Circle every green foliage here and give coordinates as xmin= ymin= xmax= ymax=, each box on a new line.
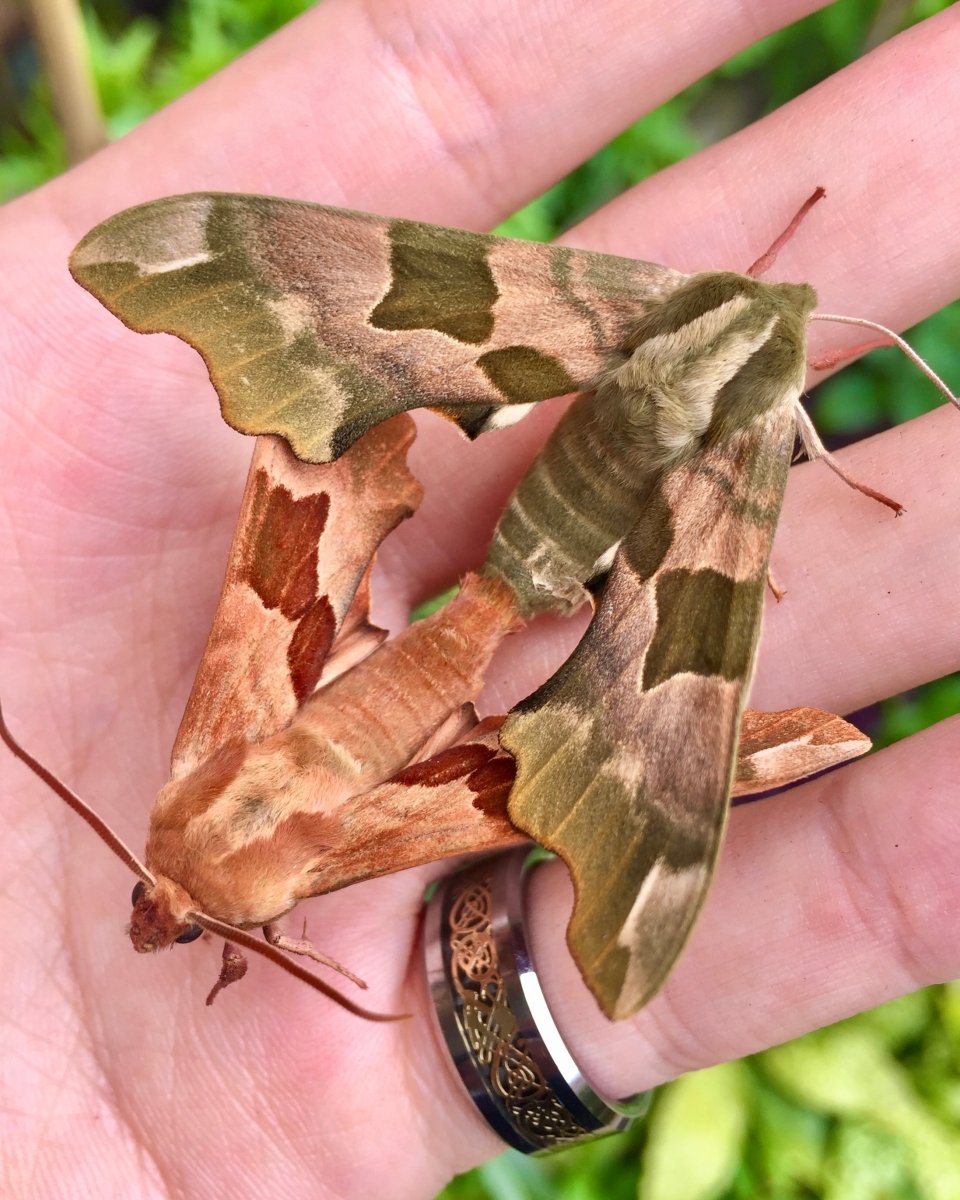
xmin=0 ymin=0 xmax=313 ymax=200
xmin=762 ymin=1015 xmax=960 ymax=1200
xmin=878 ymin=675 xmax=960 ymax=749
xmin=84 ymin=12 xmax=159 ymax=135
xmin=4 ymin=1 xmax=958 ymax=1197
xmin=410 ymin=585 xmax=460 ymax=622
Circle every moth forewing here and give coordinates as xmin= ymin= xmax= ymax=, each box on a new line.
xmin=171 ymin=419 xmax=422 ymax=778
xmin=122 ymin=415 xmax=429 ymax=1002
xmin=130 ymin=411 xmax=516 ymax=1006
xmin=69 ymin=193 xmax=684 ymax=463
xmin=306 ymin=717 xmax=525 ymax=894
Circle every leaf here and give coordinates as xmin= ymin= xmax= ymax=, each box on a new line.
xmin=823 ymin=1120 xmax=918 ymax=1200
xmin=640 ymin=1062 xmax=751 ymax=1200
xmin=763 ymin=1025 xmax=960 ymax=1200
xmin=750 ymin=1072 xmax=827 ymax=1196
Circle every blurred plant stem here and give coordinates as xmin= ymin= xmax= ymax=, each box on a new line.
xmin=26 ymin=0 xmax=104 ymax=162
xmin=865 ymin=0 xmax=917 ymax=50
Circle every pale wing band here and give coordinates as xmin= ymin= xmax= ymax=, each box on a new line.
xmin=424 ymin=848 xmax=651 ymax=1153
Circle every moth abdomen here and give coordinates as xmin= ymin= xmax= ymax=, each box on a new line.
xmin=484 ymin=389 xmax=659 ymax=616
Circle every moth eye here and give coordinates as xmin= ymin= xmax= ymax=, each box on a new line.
xmin=175 ymin=924 xmax=203 ymax=945
xmin=131 ymin=881 xmax=146 ymax=905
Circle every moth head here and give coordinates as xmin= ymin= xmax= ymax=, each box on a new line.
xmin=129 ymin=877 xmax=203 ymax=953
xmin=0 ymin=702 xmax=403 ymax=1019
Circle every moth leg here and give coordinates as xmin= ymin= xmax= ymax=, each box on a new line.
xmin=766 ymin=569 xmax=786 ymax=602
xmin=794 ymin=402 xmax=904 ymax=515
xmin=747 ymin=187 xmax=826 ymax=277
xmin=262 ymin=923 xmax=367 ymax=989
xmin=205 ymin=941 xmax=248 ymax=1006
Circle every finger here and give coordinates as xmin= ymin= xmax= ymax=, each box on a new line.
xmin=515 ymin=714 xmax=960 ymax=1111
xmin=754 ymin=409 xmax=959 ymax=715
xmin=40 ymin=0 xmax=836 ymax=232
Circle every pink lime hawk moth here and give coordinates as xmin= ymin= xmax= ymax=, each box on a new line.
xmin=3 ymin=190 xmax=892 ymax=1023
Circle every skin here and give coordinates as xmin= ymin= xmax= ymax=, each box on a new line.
xmin=1 ymin=0 xmax=959 ymax=1195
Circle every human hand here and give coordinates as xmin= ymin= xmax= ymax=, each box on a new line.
xmin=1 ymin=2 xmax=959 ymax=1197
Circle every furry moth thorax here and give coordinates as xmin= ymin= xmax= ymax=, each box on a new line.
xmin=596 ymin=272 xmax=816 ymax=470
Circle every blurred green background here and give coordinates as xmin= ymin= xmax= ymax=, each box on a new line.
xmin=4 ymin=1 xmax=957 ymax=1195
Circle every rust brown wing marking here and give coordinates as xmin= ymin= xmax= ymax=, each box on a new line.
xmin=305 ymin=718 xmax=524 ymax=894
xmin=731 ymin=707 xmax=871 ymax=797
xmin=501 ymin=406 xmax=796 ymax=1021
xmin=69 ymin=193 xmax=684 ymax=463
xmin=170 ymin=417 xmax=421 ymax=778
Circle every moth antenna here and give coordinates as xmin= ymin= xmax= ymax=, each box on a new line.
xmin=190 ymin=911 xmax=407 ymax=1022
xmin=747 ymin=187 xmax=826 ymax=278
xmin=0 ymin=696 xmax=155 ymax=886
xmin=794 ymin=403 xmax=904 ymax=515
xmin=810 ymin=313 xmax=960 ymax=411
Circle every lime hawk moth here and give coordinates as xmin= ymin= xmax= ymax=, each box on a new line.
xmin=10 ymin=188 xmax=924 ymax=1022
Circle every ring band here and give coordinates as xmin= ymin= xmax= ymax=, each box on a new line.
xmin=424 ymin=848 xmax=651 ymax=1153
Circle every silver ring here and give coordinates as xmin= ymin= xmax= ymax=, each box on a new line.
xmin=424 ymin=848 xmax=651 ymax=1153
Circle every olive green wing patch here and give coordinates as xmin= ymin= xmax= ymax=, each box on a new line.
xmin=501 ymin=405 xmax=796 ymax=1020
xmin=70 ymin=193 xmax=682 ymax=463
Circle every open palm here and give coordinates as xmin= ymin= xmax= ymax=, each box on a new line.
xmin=2 ymin=3 xmax=959 ymax=1198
